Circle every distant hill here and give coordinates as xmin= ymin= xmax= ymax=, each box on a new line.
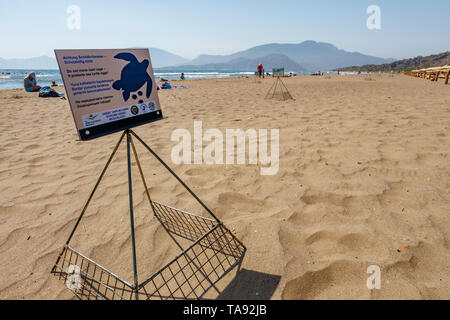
xmin=161 ymin=53 xmax=307 ymax=72
xmin=335 ymin=51 xmax=450 ymax=72
xmin=0 ymin=56 xmax=58 ymax=69
xmin=147 ymin=48 xmax=188 ymax=67
xmin=0 ymin=41 xmax=396 ymax=71
xmin=180 ymin=40 xmax=395 ymax=71
xmin=0 ymin=47 xmax=189 ymax=69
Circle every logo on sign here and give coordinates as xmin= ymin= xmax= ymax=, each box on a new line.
xmin=112 ymin=52 xmax=153 ymax=102
xmin=130 ymin=105 xmax=139 ymax=115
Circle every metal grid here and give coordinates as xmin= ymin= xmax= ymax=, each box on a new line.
xmin=50 ymin=129 xmax=246 ymax=300
xmin=51 ymin=245 xmax=135 ymax=300
xmin=265 ymin=76 xmax=294 ymax=101
xmin=139 ymin=219 xmax=245 ymax=300
xmin=51 ymin=202 xmax=246 ymax=300
xmin=152 ymin=201 xmax=216 ymax=243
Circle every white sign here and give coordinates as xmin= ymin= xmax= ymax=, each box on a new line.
xmin=55 ymin=49 xmax=163 ymax=140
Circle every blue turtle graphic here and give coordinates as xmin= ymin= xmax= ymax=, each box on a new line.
xmin=112 ymin=52 xmax=153 ymax=102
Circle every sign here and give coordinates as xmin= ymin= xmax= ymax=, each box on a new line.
xmin=272 ymin=68 xmax=285 ymax=77
xmin=55 ymin=49 xmax=163 ymax=140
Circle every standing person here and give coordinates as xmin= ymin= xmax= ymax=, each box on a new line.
xmin=257 ymin=64 xmax=263 ymax=78
xmin=24 ymin=73 xmax=41 ymax=92
xmin=180 ymin=73 xmax=185 ymax=80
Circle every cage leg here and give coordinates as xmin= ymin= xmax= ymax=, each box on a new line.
xmin=64 ymin=130 xmax=126 ymax=247
xmin=129 ymin=129 xmax=221 ymax=223
xmin=265 ymin=79 xmax=277 ymax=99
xmin=126 ymin=130 xmax=139 ymax=300
xmin=129 ymin=134 xmax=158 ymax=217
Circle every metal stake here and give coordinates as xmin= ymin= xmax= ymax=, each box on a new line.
xmin=130 ymin=129 xmax=222 ymax=223
xmin=126 ymin=129 xmax=139 ymax=300
xmin=65 ymin=130 xmax=126 ymax=245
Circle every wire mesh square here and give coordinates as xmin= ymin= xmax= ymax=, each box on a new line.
xmin=51 ymin=245 xmax=135 ymax=300
xmin=51 ymin=201 xmax=246 ymax=300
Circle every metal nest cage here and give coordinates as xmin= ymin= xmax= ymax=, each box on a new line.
xmin=265 ymin=76 xmax=294 ymax=101
xmin=51 ymin=129 xmax=246 ymax=300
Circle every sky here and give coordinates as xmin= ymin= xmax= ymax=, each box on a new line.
xmin=0 ymin=0 xmax=449 ymax=61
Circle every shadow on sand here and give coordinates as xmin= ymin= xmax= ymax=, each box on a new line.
xmin=217 ymin=269 xmax=281 ymax=300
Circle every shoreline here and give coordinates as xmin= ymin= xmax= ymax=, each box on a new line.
xmin=0 ymin=71 xmax=385 ymax=91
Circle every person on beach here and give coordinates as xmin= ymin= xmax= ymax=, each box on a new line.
xmin=24 ymin=73 xmax=41 ymax=92
xmin=180 ymin=73 xmax=185 ymax=80
xmin=257 ymin=64 xmax=263 ymax=78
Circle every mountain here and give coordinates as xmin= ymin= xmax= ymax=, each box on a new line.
xmin=0 ymin=48 xmax=188 ymax=69
xmin=161 ymin=54 xmax=307 ymax=72
xmin=334 ymin=51 xmax=450 ymax=72
xmin=182 ymin=41 xmax=395 ymax=71
xmin=0 ymin=41 xmax=395 ymax=71
xmin=147 ymin=48 xmax=188 ymax=67
xmin=0 ymin=56 xmax=58 ymax=69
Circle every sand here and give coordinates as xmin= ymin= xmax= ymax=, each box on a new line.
xmin=0 ymin=74 xmax=449 ymax=300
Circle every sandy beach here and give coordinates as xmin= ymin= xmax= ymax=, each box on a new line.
xmin=0 ymin=74 xmax=449 ymax=299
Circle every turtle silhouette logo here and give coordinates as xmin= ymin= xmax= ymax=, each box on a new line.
xmin=112 ymin=52 xmax=153 ymax=102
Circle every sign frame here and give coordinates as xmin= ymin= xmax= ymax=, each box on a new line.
xmin=272 ymin=68 xmax=285 ymax=77
xmin=55 ymin=48 xmax=164 ymax=141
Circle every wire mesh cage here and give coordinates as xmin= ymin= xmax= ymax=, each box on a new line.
xmin=51 ymin=202 xmax=245 ymax=300
xmin=265 ymin=76 xmax=294 ymax=101
xmin=50 ymin=130 xmax=246 ymax=300
xmin=51 ymin=245 xmax=135 ymax=300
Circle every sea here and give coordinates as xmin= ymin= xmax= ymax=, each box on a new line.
xmin=0 ymin=69 xmax=258 ymax=90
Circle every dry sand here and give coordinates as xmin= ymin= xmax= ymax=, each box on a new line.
xmin=0 ymin=74 xmax=449 ymax=299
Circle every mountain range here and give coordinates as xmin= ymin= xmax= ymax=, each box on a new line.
xmin=0 ymin=41 xmax=395 ymax=71
xmin=161 ymin=53 xmax=307 ymax=72
xmin=0 ymin=56 xmax=58 ymax=69
xmin=335 ymin=51 xmax=450 ymax=72
xmin=171 ymin=41 xmax=395 ymax=71
xmin=0 ymin=48 xmax=188 ymax=70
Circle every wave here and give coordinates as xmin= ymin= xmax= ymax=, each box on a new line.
xmin=154 ymin=71 xmax=255 ymax=81
xmin=36 ymin=74 xmax=58 ymax=78
xmin=1 ymin=69 xmax=256 ymax=90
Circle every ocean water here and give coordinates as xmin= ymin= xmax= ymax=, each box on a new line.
xmin=155 ymin=70 xmax=256 ymax=81
xmin=0 ymin=69 xmax=256 ymax=90
xmin=0 ymin=69 xmax=62 ymax=90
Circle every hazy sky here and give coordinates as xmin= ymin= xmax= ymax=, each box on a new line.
xmin=1 ymin=0 xmax=449 ymax=60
